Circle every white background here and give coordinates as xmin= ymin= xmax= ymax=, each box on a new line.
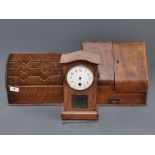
xmin=0 ymin=0 xmax=154 ymax=19
xmin=0 ymin=0 xmax=155 ymax=155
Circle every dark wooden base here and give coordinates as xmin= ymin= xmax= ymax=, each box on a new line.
xmin=61 ymin=111 xmax=98 ymax=120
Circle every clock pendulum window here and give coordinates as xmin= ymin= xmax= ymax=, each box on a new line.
xmin=60 ymin=50 xmax=101 ymax=120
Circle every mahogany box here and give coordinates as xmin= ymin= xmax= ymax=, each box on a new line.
xmin=6 ymin=41 xmax=148 ymax=106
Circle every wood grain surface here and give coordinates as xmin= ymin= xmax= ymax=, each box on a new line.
xmin=8 ymin=53 xmax=61 ymax=62
xmin=7 ymin=86 xmax=63 ymax=104
xmin=61 ymin=111 xmax=98 ymax=120
xmin=61 ymin=60 xmax=98 ymax=120
xmin=6 ymin=53 xmax=63 ymax=104
xmin=81 ymin=41 xmax=114 ymax=86
xmin=62 ymin=61 xmax=98 ymax=111
xmin=6 ymin=42 xmax=148 ymax=106
xmin=97 ymin=91 xmax=146 ymax=106
xmin=60 ymin=50 xmax=101 ymax=64
xmin=113 ymin=42 xmax=148 ymax=92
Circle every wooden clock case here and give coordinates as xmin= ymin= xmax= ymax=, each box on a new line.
xmin=6 ymin=41 xmax=148 ymax=107
xmin=60 ymin=51 xmax=100 ymax=120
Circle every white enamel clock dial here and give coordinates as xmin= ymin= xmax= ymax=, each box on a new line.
xmin=66 ymin=65 xmax=94 ymax=90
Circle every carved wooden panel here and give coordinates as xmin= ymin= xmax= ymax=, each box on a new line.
xmin=6 ymin=53 xmax=63 ymax=104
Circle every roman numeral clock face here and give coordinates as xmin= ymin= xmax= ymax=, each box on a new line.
xmin=66 ymin=65 xmax=94 ymax=90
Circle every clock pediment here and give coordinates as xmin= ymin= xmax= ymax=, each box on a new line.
xmin=60 ymin=50 xmax=101 ymax=65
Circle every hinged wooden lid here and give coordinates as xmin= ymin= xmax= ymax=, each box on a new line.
xmin=113 ymin=42 xmax=148 ymax=92
xmin=60 ymin=50 xmax=101 ymax=64
xmin=81 ymin=41 xmax=148 ymax=92
xmin=81 ymin=41 xmax=114 ymax=86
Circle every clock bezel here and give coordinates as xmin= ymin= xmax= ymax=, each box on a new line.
xmin=65 ymin=64 xmax=94 ymax=91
